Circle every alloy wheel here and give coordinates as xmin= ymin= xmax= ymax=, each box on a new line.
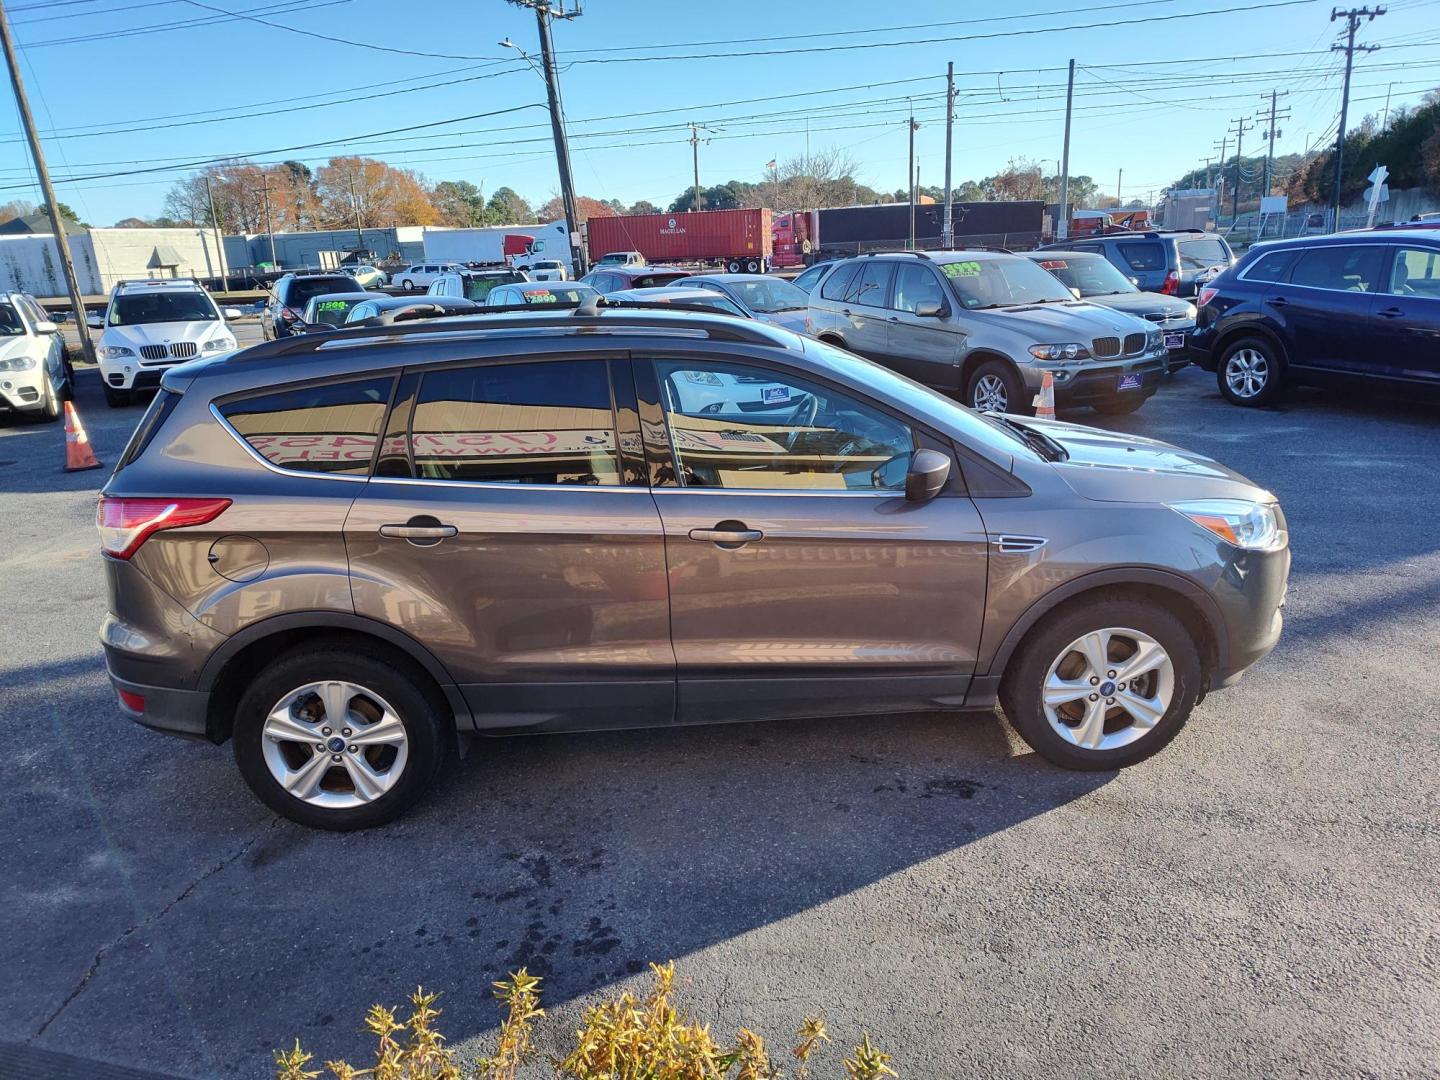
xmin=1041 ymin=627 xmax=1175 ymax=752
xmin=1224 ymin=348 xmax=1269 ymax=399
xmin=973 ymin=373 xmax=1009 ymax=412
xmin=261 ymin=681 xmax=409 ymax=809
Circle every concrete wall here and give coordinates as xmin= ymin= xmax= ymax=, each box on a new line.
xmin=89 ymin=227 xmax=226 ymax=291
xmin=0 ymin=234 xmax=101 ymax=297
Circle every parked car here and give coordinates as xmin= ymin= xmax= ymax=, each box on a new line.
xmin=790 ymin=261 xmax=837 ymax=294
xmin=0 ymin=291 xmax=71 ymax=421
xmin=1024 ymin=250 xmax=1196 ymax=372
xmin=685 ymin=273 xmax=811 ymax=333
xmin=426 ymin=269 xmax=527 ymax=303
xmin=1041 ymin=230 xmax=1234 ymax=298
xmin=807 ymin=251 xmax=1168 ymax=415
xmin=299 ymin=291 xmax=373 ymax=331
xmin=520 ymin=259 xmax=568 ymax=282
xmin=97 ymin=306 xmax=1289 ymax=829
xmin=605 ymin=286 xmax=749 ymax=317
xmin=341 ymin=265 xmax=387 ymax=289
xmin=579 ymin=266 xmax=693 ymax=293
xmin=595 ymin=250 xmax=646 ymax=267
xmin=392 ymin=263 xmax=463 ymax=290
xmin=1188 ymin=231 xmax=1440 ymax=406
xmin=96 ymin=279 xmax=241 ymax=406
xmin=262 ymin=272 xmax=355 ymax=341
xmin=485 ymin=283 xmax=600 ymax=306
xmin=342 ymin=294 xmax=482 ymax=325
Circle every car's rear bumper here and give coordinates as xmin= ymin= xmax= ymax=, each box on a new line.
xmin=108 ymin=668 xmax=218 ymax=742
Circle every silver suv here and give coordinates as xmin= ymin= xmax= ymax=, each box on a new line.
xmin=806 ymin=251 xmax=1169 ymax=415
xmin=99 ymin=307 xmax=1288 ymax=830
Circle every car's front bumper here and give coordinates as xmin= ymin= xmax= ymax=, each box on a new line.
xmin=0 ymin=374 xmax=44 ymax=411
xmin=1207 ymin=535 xmax=1290 ymax=689
xmin=1028 ymin=351 xmax=1169 ymax=403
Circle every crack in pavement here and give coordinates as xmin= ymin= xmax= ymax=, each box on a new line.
xmin=30 ymin=818 xmax=279 ymax=1041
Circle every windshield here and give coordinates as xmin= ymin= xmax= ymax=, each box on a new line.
xmin=724 ymin=277 xmax=809 ymax=312
xmin=1033 ymin=255 xmax=1137 ymax=296
xmin=306 ymin=296 xmax=367 ymax=327
xmin=0 ymin=302 xmax=25 ymax=335
xmin=108 ymin=291 xmax=218 ymax=326
xmin=942 ymin=257 xmax=1074 ymax=309
xmin=462 ymin=272 xmax=525 ymax=301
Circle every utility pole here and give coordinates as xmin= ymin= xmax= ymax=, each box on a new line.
xmin=688 ymin=122 xmax=706 ymax=213
xmin=506 ymin=0 xmax=586 ymax=274
xmin=1213 ymin=135 xmax=1229 ymax=224
xmin=1116 ymin=167 xmax=1123 ymax=208
xmin=907 ymin=103 xmax=919 ymax=249
xmin=204 ymin=173 xmax=229 ymax=290
xmin=1257 ymin=90 xmax=1292 ymax=197
xmin=348 ymin=172 xmax=365 ymax=252
xmin=0 ymin=0 xmax=95 ymax=364
xmin=1330 ymin=6 xmax=1384 ymax=232
xmin=1056 ymin=59 xmax=1075 ymax=241
xmin=1227 ymin=116 xmax=1252 ymax=225
xmin=1201 ymin=156 xmax=1215 ymax=188
xmin=942 ymin=61 xmax=955 ymax=249
xmin=258 ymin=183 xmax=278 ymax=267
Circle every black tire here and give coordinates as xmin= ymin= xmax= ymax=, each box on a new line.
xmin=35 ymin=373 xmax=60 ymax=423
xmin=965 ymin=358 xmax=1027 ymax=415
xmin=745 ymin=258 xmax=761 ymax=273
xmin=400 ymin=278 xmax=415 ymax=290
xmin=102 ymin=382 xmax=129 ymax=408
xmin=999 ymin=594 xmax=1202 ymax=771
xmin=1091 ymin=393 xmax=1149 ymax=415
xmin=233 ymin=644 xmax=449 ymax=831
xmin=725 ymin=260 xmax=742 ymax=274
xmin=1216 ymin=335 xmax=1283 ymax=407
xmin=60 ymin=357 xmax=75 ymax=400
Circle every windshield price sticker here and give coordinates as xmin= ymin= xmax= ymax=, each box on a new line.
xmin=762 ymin=386 xmax=791 ymax=404
xmin=317 ymin=300 xmax=349 ymax=311
xmin=941 ymin=261 xmax=983 ymax=278
xmin=523 ymin=290 xmax=558 ymax=303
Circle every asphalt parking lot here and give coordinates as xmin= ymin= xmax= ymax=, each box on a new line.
xmin=2 ymin=342 xmax=1437 ymax=1079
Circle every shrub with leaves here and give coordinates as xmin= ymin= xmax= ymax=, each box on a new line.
xmin=276 ymin=961 xmax=893 ymax=1079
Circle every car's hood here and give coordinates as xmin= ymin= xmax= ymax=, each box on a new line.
xmin=0 ymin=333 xmax=36 ymax=361
xmin=759 ymin=309 xmax=808 ymax=333
xmin=100 ymin=321 xmax=226 ymax=347
xmin=978 ymin=301 xmax=1151 ymax=338
xmin=1018 ymin=416 xmax=1273 ymax=504
xmin=1082 ymin=292 xmax=1195 ymax=322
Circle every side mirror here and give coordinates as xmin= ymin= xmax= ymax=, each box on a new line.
xmin=34 ymin=319 xmax=58 ymax=334
xmin=1070 ymin=287 xmax=1083 ymax=300
xmin=222 ymin=306 xmax=243 ymax=320
xmin=905 ymin=448 xmax=951 ymax=503
xmin=87 ymin=313 xmax=104 ymax=329
xmin=914 ymin=299 xmax=946 ymax=318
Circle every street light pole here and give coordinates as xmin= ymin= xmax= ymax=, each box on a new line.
xmin=0 ymin=0 xmax=95 ymax=363
xmin=1056 ymin=59 xmax=1075 ymax=241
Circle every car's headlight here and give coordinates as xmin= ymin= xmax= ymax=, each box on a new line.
xmin=683 ymin=371 xmax=724 ymax=385
xmin=0 ymin=355 xmax=36 ymax=371
xmin=1146 ymin=329 xmax=1163 ymax=351
xmin=1170 ymin=499 xmax=1284 ymax=550
xmin=98 ymin=345 xmax=134 ymax=359
xmin=1028 ymin=343 xmax=1091 ymax=361
xmin=203 ymin=337 xmax=236 ymax=352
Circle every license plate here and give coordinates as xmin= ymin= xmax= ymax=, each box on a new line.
xmin=1164 ymin=331 xmax=1185 ymax=350
xmin=1117 ymin=372 xmax=1143 ymax=392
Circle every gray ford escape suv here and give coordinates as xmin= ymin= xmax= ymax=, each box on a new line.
xmin=99 ymin=307 xmax=1289 ymax=830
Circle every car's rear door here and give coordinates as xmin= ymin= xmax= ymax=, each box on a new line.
xmin=637 ymin=349 xmax=989 ymax=725
xmin=835 ymin=260 xmax=895 ymax=362
xmin=344 ymin=349 xmax=675 ymax=731
xmin=1281 ymin=244 xmax=1387 ymax=377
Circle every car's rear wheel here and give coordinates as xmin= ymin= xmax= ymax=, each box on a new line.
xmin=401 ymin=278 xmax=414 ymax=290
xmin=966 ymin=359 xmax=1026 ymax=414
xmin=999 ymin=595 xmax=1201 ymax=770
xmin=233 ymin=645 xmax=448 ymax=830
xmin=1217 ymin=336 xmax=1282 ymax=406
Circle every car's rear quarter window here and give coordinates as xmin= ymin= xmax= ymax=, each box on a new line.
xmin=1178 ymin=238 xmax=1231 ymax=268
xmin=1241 ymin=249 xmax=1298 ymax=283
xmin=115 ymin=389 xmax=182 ymax=471
xmin=217 ymin=376 xmax=394 ymax=475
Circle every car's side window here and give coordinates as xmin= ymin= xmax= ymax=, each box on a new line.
xmin=819 ymin=262 xmax=859 ymax=301
xmin=846 ymin=262 xmax=894 ymax=308
xmin=1241 ymin=249 xmax=1297 ymax=283
xmin=652 ymin=359 xmax=915 ymax=492
xmin=1385 ymin=247 xmax=1440 ymax=298
xmin=1288 ymin=246 xmax=1385 ymax=293
xmin=891 ymin=264 xmax=947 ymax=314
xmin=407 ymin=359 xmax=621 ymax=486
xmin=217 ymin=376 xmax=395 ymax=476
xmin=1118 ymin=243 xmax=1165 ymax=271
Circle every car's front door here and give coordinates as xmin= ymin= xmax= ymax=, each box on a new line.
xmin=1281 ymin=244 xmax=1387 ymax=376
xmin=345 ymin=351 xmax=675 ymax=730
xmin=1371 ymin=245 xmax=1440 ymax=384
xmin=885 ymin=262 xmax=963 ymax=389
xmin=639 ymin=352 xmax=989 ymax=724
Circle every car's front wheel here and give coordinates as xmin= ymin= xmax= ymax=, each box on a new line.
xmin=1217 ymin=336 xmax=1283 ymax=406
xmin=999 ymin=594 xmax=1201 ymax=770
xmin=966 ymin=359 xmax=1026 ymax=414
xmin=102 ymin=383 xmax=130 ymax=408
xmin=233 ymin=644 xmax=448 ymax=830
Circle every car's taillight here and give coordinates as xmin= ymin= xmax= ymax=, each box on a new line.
xmin=1160 ymin=270 xmax=1180 ymax=295
xmin=96 ymin=496 xmax=231 ymax=560
xmin=279 ymin=307 xmax=300 ymax=322
xmin=1198 ymin=286 xmax=1219 ymax=307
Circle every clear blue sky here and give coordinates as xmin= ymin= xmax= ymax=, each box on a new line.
xmin=0 ymin=0 xmax=1435 ymax=226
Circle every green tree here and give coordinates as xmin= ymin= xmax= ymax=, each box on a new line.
xmin=432 ymin=179 xmax=487 ymax=226
xmin=627 ymin=199 xmax=661 ymax=216
xmin=486 ymin=186 xmax=533 ymax=224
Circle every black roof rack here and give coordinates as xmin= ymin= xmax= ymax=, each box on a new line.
xmin=860 ymin=249 xmax=932 ymax=259
xmin=954 ymin=244 xmax=1015 ymax=254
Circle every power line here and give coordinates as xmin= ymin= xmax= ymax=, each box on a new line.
xmin=16 ymin=0 xmax=353 ymax=47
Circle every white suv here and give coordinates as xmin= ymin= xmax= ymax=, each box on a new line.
xmin=94 ymin=280 xmax=240 ymax=407
xmin=0 ymin=291 xmax=71 ymax=423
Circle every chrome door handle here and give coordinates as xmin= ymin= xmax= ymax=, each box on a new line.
xmin=689 ymin=524 xmax=763 ymax=548
xmin=379 ymin=524 xmax=457 ymax=539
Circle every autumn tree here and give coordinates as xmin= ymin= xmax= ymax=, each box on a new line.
xmin=536 ymin=193 xmax=617 ymax=224
xmin=315 ymin=156 xmax=438 ymax=228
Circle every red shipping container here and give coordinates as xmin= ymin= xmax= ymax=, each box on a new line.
xmin=585 ymin=208 xmax=773 ymax=268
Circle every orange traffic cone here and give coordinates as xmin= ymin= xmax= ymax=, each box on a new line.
xmin=63 ymin=400 xmax=103 ymax=472
xmin=1032 ymin=371 xmax=1057 ymax=420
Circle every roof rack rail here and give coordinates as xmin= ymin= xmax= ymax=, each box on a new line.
xmin=955 ymin=245 xmax=1014 ymax=254
xmin=860 ymin=249 xmax=932 ymax=260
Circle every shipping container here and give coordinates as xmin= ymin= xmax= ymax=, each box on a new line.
xmin=584 ymin=208 xmax=773 ymax=271
xmin=807 ymin=201 xmax=1046 ymax=257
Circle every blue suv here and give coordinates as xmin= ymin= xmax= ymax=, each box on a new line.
xmin=1188 ymin=231 xmax=1440 ymax=406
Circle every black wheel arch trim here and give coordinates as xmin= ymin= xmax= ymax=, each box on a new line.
xmin=983 ymin=566 xmax=1229 ymax=680
xmin=197 ymin=610 xmax=473 ymax=726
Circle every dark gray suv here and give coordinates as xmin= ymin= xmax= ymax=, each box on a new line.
xmin=99 ymin=308 xmax=1289 ymax=829
xmin=1041 ymin=231 xmax=1235 ymax=298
